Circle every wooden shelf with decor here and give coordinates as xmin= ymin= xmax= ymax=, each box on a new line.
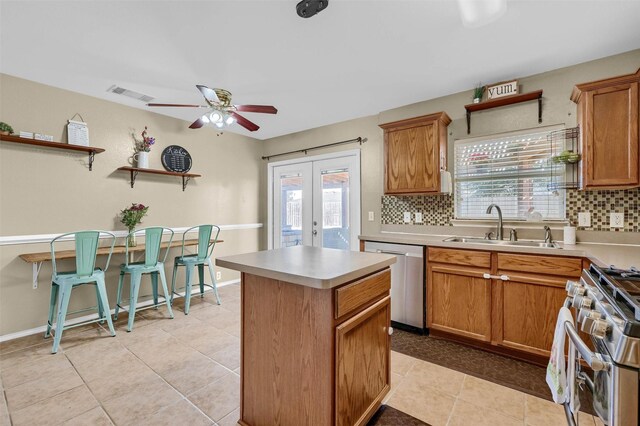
xmin=464 ymin=90 xmax=544 ymax=134
xmin=0 ymin=134 xmax=105 ymax=171
xmin=116 ymin=166 xmax=201 ymax=191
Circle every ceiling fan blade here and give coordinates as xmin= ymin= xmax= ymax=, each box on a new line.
xmin=235 ymin=105 xmax=278 ymax=114
xmin=196 ymin=84 xmax=220 ymax=105
xmin=231 ymin=112 xmax=260 ymax=132
xmin=189 ymin=118 xmax=205 ymax=129
xmin=147 ymin=103 xmax=206 ymax=108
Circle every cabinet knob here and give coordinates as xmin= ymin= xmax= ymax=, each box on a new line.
xmin=388 ymin=326 xmax=394 ymax=336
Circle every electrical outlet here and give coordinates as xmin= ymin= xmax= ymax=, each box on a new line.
xmin=415 ymin=212 xmax=423 ymax=223
xmin=216 ymin=271 xmax=222 ymax=281
xmin=403 ymin=212 xmax=411 ymax=223
xmin=368 ymin=211 xmax=375 ymax=221
xmin=578 ymin=212 xmax=591 ymax=227
xmin=610 ymin=212 xmax=624 ymax=228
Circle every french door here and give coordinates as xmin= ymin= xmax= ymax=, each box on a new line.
xmin=269 ymin=151 xmax=361 ymax=250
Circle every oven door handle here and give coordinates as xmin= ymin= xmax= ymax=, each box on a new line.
xmin=564 ymin=321 xmax=610 ymax=372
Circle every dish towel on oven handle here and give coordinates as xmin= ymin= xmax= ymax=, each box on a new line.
xmin=546 ymin=307 xmax=573 ymax=404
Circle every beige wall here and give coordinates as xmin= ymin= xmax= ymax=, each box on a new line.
xmin=262 ymin=49 xmax=640 ymax=239
xmin=0 ymin=74 xmax=263 ymax=335
xmin=1 ymin=49 xmax=639 ymax=336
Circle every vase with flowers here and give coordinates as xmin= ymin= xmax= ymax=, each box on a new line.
xmin=120 ymin=203 xmax=149 ymax=247
xmin=133 ymin=126 xmax=155 ymax=169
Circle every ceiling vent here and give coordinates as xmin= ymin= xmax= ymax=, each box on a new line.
xmin=107 ymin=85 xmax=155 ymax=103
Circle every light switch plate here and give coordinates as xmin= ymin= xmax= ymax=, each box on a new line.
xmin=216 ymin=271 xmax=222 ymax=280
xmin=610 ymin=212 xmax=624 ymax=228
xmin=578 ymin=212 xmax=591 ymax=227
xmin=415 ymin=212 xmax=423 ymax=223
xmin=368 ymin=211 xmax=374 ymax=221
xmin=403 ymin=212 xmax=411 ymax=223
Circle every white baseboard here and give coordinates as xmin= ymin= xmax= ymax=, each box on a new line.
xmin=0 ymin=278 xmax=240 ymax=343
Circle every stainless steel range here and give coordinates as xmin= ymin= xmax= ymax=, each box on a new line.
xmin=564 ymin=264 xmax=640 ymax=426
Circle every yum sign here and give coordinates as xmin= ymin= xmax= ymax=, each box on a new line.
xmin=487 ymin=80 xmax=518 ymax=100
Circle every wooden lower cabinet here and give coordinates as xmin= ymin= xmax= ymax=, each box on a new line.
xmin=336 ymin=297 xmax=391 ymax=426
xmin=427 ymin=248 xmax=582 ymax=359
xmin=492 ymin=273 xmax=569 ymax=357
xmin=427 ymin=265 xmax=492 ymax=342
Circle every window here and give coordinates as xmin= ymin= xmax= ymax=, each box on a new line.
xmin=454 ymin=128 xmax=565 ymax=220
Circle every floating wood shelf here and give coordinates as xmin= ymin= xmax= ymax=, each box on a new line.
xmin=464 ymin=90 xmax=543 ymax=134
xmin=0 ymin=134 xmax=105 ymax=171
xmin=117 ymin=166 xmax=201 ymax=191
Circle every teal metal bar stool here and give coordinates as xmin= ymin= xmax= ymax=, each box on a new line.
xmin=114 ymin=227 xmax=174 ymax=331
xmin=45 ymin=231 xmax=116 ymax=354
xmin=170 ymin=224 xmax=221 ymax=314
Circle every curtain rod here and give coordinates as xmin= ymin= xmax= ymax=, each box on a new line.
xmin=261 ymin=137 xmax=367 ymax=161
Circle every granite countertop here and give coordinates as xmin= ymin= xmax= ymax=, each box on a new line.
xmin=215 ymin=245 xmax=396 ymax=289
xmin=359 ymin=233 xmax=640 ymax=269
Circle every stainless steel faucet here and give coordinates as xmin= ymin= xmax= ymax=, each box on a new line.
xmin=486 ymin=204 xmax=503 ymax=240
xmin=544 ymin=225 xmax=553 ymax=243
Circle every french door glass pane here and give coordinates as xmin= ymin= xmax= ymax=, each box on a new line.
xmin=279 ymin=173 xmax=303 ymax=248
xmin=321 ymin=169 xmax=349 ymax=250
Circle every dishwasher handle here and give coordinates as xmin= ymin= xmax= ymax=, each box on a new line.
xmin=376 ymin=249 xmax=408 ymax=256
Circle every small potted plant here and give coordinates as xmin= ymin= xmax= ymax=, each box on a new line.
xmin=132 ymin=126 xmax=155 ymax=169
xmin=0 ymin=122 xmax=14 ymax=135
xmin=120 ymin=203 xmax=149 ymax=246
xmin=472 ymin=83 xmax=485 ymax=103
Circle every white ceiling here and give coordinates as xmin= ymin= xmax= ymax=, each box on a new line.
xmin=1 ymin=0 xmax=639 ymax=140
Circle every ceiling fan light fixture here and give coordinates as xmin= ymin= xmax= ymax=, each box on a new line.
xmin=214 ymin=121 xmax=225 ymax=129
xmin=225 ymin=115 xmax=235 ymax=125
xmin=457 ymin=0 xmax=507 ymax=28
xmin=201 ymin=114 xmax=210 ymax=124
xmin=209 ymin=111 xmax=223 ymax=123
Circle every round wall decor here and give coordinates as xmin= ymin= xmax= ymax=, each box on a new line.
xmin=161 ymin=145 xmax=192 ymax=173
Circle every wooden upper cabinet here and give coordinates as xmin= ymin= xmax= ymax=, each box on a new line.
xmin=571 ymin=69 xmax=640 ymax=189
xmin=380 ymin=112 xmax=451 ymax=194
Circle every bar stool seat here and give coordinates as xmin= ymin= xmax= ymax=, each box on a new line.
xmin=114 ymin=227 xmax=175 ymax=332
xmin=171 ymin=225 xmax=221 ymax=315
xmin=45 ymin=231 xmax=116 ymax=354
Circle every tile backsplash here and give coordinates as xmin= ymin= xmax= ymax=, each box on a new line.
xmin=381 ymin=188 xmax=639 ymax=232
xmin=567 ymin=188 xmax=639 ymax=232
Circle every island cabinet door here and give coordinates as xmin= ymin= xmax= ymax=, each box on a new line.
xmin=335 ymin=296 xmax=391 ymax=426
xmin=427 ymin=265 xmax=492 ymax=342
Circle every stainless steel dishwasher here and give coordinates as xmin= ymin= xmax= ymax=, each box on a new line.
xmin=364 ymin=241 xmax=424 ymax=331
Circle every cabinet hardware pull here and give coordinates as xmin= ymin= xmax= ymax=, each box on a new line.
xmin=483 ymin=273 xmax=510 ymax=281
xmin=388 ymin=326 xmax=394 ymax=336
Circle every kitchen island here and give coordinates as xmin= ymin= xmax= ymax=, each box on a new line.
xmin=216 ymin=246 xmax=396 ymax=426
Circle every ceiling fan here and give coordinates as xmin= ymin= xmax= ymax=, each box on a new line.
xmin=147 ymin=85 xmax=278 ymax=132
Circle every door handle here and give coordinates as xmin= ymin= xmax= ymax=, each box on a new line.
xmin=312 ymin=230 xmax=318 ymax=236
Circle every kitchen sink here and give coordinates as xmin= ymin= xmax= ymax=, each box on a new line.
xmin=443 ymin=236 xmax=560 ymax=249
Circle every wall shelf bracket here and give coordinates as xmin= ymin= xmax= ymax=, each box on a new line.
xmin=182 ymin=176 xmax=191 ymax=191
xmin=32 ymin=262 xmax=43 ymax=289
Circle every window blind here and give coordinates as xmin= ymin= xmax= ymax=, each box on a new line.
xmin=454 ymin=130 xmax=565 ymax=220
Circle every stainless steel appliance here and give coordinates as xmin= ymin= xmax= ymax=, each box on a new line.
xmin=563 ymin=265 xmax=640 ymax=426
xmin=363 ymin=242 xmax=424 ymax=331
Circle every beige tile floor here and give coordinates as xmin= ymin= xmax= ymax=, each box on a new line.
xmin=0 ymin=283 xmax=603 ymax=426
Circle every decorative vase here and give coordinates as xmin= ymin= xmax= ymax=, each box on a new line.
xmin=135 ymin=151 xmax=149 ymax=169
xmin=473 ymin=98 xmax=481 ymax=104
xmin=127 ymin=230 xmax=137 ymax=247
